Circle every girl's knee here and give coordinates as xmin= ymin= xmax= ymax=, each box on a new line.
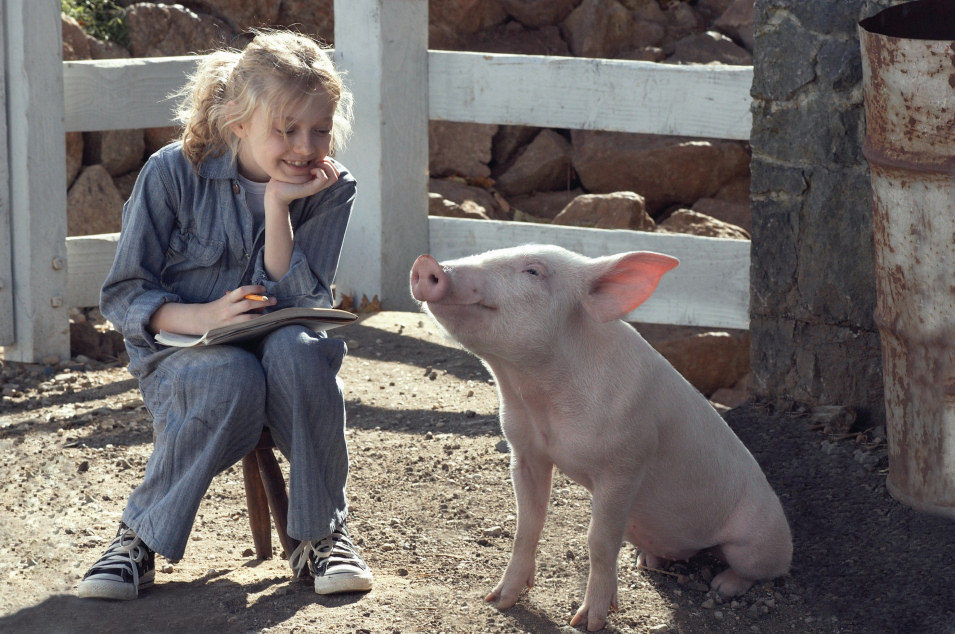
xmin=262 ymin=326 xmax=346 ymax=375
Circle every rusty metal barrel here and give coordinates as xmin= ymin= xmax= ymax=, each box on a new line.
xmin=859 ymin=0 xmax=955 ymax=520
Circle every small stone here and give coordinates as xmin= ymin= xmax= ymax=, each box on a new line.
xmin=495 ymin=439 xmax=509 ymax=453
xmin=241 ymin=548 xmax=254 ymax=557
xmin=482 ymin=526 xmax=503 ymax=537
xmin=702 ymin=598 xmax=716 ymax=609
xmin=41 ymin=355 xmax=60 ymax=366
xmin=714 ymin=610 xmax=724 ymax=620
xmin=161 ymin=563 xmax=174 ymax=573
xmin=77 ymin=461 xmax=89 ymax=473
xmin=747 ymin=604 xmax=759 ymax=618
xmin=397 ymin=568 xmax=409 ymax=576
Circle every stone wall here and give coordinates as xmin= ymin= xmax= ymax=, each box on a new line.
xmin=749 ymin=0 xmax=906 ymax=425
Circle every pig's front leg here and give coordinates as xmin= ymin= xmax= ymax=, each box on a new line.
xmin=569 ymin=484 xmax=634 ymax=632
xmin=485 ymin=450 xmax=553 ymax=609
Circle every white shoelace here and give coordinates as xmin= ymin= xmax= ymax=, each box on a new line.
xmin=85 ymin=529 xmax=149 ymax=583
xmin=289 ymin=527 xmax=362 ymax=577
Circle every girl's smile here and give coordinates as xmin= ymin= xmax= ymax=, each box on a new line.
xmin=232 ymin=94 xmax=338 ymax=184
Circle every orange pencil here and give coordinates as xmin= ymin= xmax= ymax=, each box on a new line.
xmin=244 ymin=294 xmax=269 ymax=302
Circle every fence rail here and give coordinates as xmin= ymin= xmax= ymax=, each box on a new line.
xmin=6 ymin=0 xmax=754 ymax=361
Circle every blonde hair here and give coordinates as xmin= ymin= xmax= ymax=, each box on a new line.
xmin=175 ymin=30 xmax=353 ymax=168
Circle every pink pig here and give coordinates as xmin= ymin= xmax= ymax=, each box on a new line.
xmin=410 ymin=245 xmax=792 ymax=631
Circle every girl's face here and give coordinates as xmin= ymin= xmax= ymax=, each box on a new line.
xmin=232 ymin=92 xmax=337 ymax=184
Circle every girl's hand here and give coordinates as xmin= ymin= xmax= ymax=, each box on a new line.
xmin=196 ymin=285 xmax=277 ymax=332
xmin=266 ymin=159 xmax=339 ymax=206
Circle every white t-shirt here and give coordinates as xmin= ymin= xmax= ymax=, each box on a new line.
xmin=237 ymin=173 xmax=268 ymax=233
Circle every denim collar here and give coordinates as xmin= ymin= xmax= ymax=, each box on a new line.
xmin=197 ymin=149 xmax=239 ymax=180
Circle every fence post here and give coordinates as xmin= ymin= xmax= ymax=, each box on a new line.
xmin=2 ymin=1 xmax=69 ymax=362
xmin=0 ymin=3 xmax=12 ymax=345
xmin=332 ymin=0 xmax=429 ymax=311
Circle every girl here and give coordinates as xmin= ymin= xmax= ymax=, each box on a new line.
xmin=77 ymin=30 xmax=372 ymax=600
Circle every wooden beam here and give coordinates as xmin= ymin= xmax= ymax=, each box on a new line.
xmin=0 ymin=1 xmax=12 ymax=345
xmin=66 ymin=234 xmax=120 ymax=309
xmin=3 ymin=1 xmax=69 ymax=362
xmin=428 ymin=218 xmax=750 ymax=330
xmin=333 ymin=0 xmax=429 ymax=311
xmin=429 ymin=51 xmax=753 ymax=140
xmin=63 ymin=222 xmax=750 ymax=330
xmin=62 ymin=56 xmax=199 ymax=132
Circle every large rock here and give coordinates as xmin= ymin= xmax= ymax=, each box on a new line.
xmin=653 ymin=330 xmax=750 ymax=396
xmin=428 ymin=193 xmax=490 ymax=220
xmin=665 ymin=31 xmax=753 ymax=66
xmin=713 ymin=0 xmax=755 ymax=52
xmin=429 ymin=178 xmax=502 ymax=219
xmin=693 ymin=0 xmax=736 ymax=22
xmin=496 ymin=130 xmax=573 ymax=196
xmin=463 ymin=23 xmax=570 ymax=56
xmin=124 ymin=3 xmax=233 ymax=57
xmin=83 ymin=129 xmax=146 ymax=177
xmin=145 ymin=126 xmax=181 ymax=156
xmin=114 ymin=169 xmax=141 ymax=202
xmin=187 ymin=0 xmax=280 ymax=31
xmin=571 ymin=130 xmax=751 ymax=213
xmin=508 ymin=189 xmax=582 ymax=219
xmin=87 ymin=37 xmax=131 ymax=59
xmin=66 ymin=132 xmax=84 ymax=189
xmin=492 ymin=125 xmax=541 ymax=174
xmin=691 ymin=197 xmax=750 ymax=233
xmin=67 ymin=165 xmax=125 ymax=236
xmin=498 ymin=0 xmax=581 ymax=28
xmin=276 ymin=0 xmax=334 ymax=44
xmin=429 ymin=121 xmax=497 ymax=180
xmin=661 ymin=1 xmax=703 ymax=48
xmin=658 ymin=208 xmax=750 ymax=239
xmin=562 ymin=0 xmax=664 ymax=58
xmin=62 ymin=15 xmax=91 ymax=60
xmin=430 ymin=0 xmax=508 ymax=37
xmin=714 ymin=173 xmax=750 ymax=202
xmin=552 ymin=191 xmax=654 ymax=230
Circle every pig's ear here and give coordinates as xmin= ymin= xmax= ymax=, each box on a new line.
xmin=582 ymin=252 xmax=679 ymax=322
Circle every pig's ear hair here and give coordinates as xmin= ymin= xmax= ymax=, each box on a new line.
xmin=582 ymin=251 xmax=679 ymax=322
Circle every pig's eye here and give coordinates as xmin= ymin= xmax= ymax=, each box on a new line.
xmin=524 ymin=268 xmax=540 ymax=276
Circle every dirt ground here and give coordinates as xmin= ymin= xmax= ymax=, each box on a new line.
xmin=0 ymin=311 xmax=952 ymax=633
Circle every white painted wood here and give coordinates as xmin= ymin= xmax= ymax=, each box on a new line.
xmin=0 ymin=1 xmax=12 ymax=345
xmin=429 ymin=217 xmax=750 ymax=330
xmin=61 ymin=222 xmax=750 ymax=330
xmin=62 ymin=56 xmax=199 ymax=132
xmin=3 ymin=1 xmax=69 ymax=362
xmin=66 ymin=234 xmax=120 ymax=309
xmin=334 ymin=0 xmax=429 ymax=311
xmin=429 ymin=52 xmax=753 ymax=140
xmin=62 ymin=52 xmax=754 ymax=138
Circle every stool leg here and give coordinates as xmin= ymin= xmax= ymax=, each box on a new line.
xmin=242 ymin=452 xmax=272 ymax=559
xmin=255 ymin=447 xmax=300 ymax=559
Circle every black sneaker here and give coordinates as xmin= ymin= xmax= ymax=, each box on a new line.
xmin=289 ymin=522 xmax=373 ymax=594
xmin=77 ymin=523 xmax=155 ymax=600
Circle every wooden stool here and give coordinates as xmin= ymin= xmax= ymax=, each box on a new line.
xmin=241 ymin=429 xmax=300 ymax=559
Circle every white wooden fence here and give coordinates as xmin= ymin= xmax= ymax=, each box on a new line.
xmin=2 ymin=0 xmax=753 ymax=362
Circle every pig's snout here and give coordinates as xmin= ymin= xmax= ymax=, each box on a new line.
xmin=411 ymin=254 xmax=449 ymax=303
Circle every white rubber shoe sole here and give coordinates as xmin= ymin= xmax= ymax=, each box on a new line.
xmin=314 ymin=569 xmax=373 ymax=595
xmin=77 ymin=571 xmax=154 ymax=600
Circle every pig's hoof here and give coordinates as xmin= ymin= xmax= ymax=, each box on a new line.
xmin=636 ymin=551 xmax=665 ymax=569
xmin=710 ymin=568 xmax=754 ymax=597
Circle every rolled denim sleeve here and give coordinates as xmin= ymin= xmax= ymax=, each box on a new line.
xmin=251 ymin=168 xmax=355 ymax=310
xmin=100 ymin=155 xmax=180 ymax=351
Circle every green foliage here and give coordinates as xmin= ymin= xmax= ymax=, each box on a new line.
xmin=61 ymin=0 xmax=129 ymax=46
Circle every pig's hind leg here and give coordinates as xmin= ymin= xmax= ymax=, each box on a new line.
xmin=710 ymin=498 xmax=792 ymax=597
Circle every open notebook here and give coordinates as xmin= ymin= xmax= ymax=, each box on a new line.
xmin=155 ymin=306 xmax=357 ymax=347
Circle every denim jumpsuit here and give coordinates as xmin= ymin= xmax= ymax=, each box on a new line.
xmin=100 ymin=142 xmax=355 ymax=560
